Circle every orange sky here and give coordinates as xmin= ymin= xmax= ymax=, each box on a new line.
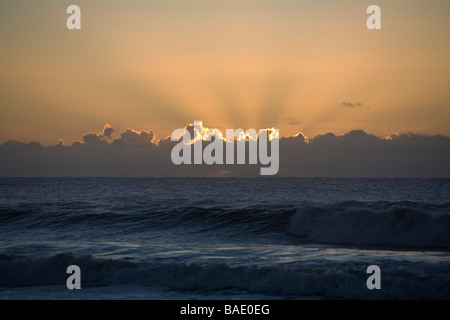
xmin=1 ymin=0 xmax=449 ymax=145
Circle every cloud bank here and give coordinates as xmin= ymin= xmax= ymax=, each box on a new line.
xmin=0 ymin=124 xmax=449 ymax=177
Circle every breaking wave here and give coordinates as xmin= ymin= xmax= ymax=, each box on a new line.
xmin=1 ymin=201 xmax=449 ymax=249
xmin=0 ymin=253 xmax=449 ymax=299
xmin=288 ymin=203 xmax=450 ymax=248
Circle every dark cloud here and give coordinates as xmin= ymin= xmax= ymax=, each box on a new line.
xmin=113 ymin=129 xmax=155 ymax=146
xmin=284 ymin=117 xmax=300 ymax=126
xmin=341 ymin=102 xmax=367 ymax=108
xmin=0 ymin=125 xmax=449 ymax=177
xmin=82 ymin=123 xmax=114 ymax=144
xmin=102 ymin=124 xmax=114 ymax=139
xmin=82 ymin=133 xmax=105 ymax=144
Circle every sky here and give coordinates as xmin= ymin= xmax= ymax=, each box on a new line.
xmin=1 ymin=0 xmax=449 ymax=146
xmin=0 ymin=1 xmax=449 ymax=177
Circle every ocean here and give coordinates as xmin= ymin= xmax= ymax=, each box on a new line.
xmin=0 ymin=178 xmax=449 ymax=299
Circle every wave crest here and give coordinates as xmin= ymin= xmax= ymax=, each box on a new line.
xmin=288 ymin=204 xmax=450 ymax=247
xmin=0 ymin=253 xmax=449 ymax=299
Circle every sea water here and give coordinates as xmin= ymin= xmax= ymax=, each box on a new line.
xmin=0 ymin=178 xmax=449 ymax=299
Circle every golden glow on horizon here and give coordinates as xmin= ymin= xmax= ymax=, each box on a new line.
xmin=170 ymin=121 xmax=280 ymax=147
xmin=383 ymin=133 xmax=400 ymax=141
xmin=293 ymin=132 xmax=309 ymax=143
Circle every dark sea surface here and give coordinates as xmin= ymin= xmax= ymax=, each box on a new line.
xmin=0 ymin=178 xmax=449 ymax=299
